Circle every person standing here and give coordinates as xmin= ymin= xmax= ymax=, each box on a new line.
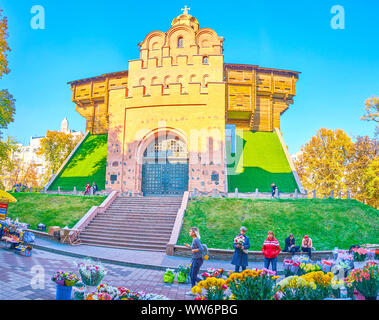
xmin=184 ymin=227 xmax=203 ymax=296
xmin=231 ymin=226 xmax=250 ymax=273
xmin=92 ymin=182 xmax=98 ymax=195
xmin=284 ymin=233 xmax=300 ymax=256
xmin=84 ymin=183 xmax=91 ymax=195
xmin=262 ymin=230 xmax=281 ymax=273
xmin=301 ymin=235 xmax=313 ymax=259
xmin=271 ymin=183 xmax=276 ymax=198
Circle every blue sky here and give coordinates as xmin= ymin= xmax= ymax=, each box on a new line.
xmin=0 ymin=0 xmax=378 ymax=154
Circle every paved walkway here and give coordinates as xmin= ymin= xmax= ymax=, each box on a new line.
xmin=0 ymin=246 xmax=193 ymax=300
xmin=33 ymin=237 xmax=283 ymax=272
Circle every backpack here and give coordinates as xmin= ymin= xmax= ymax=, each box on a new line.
xmin=201 ymin=243 xmax=209 ymax=260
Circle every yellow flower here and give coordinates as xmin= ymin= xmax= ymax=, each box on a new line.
xmin=192 ymin=286 xmax=202 ymax=295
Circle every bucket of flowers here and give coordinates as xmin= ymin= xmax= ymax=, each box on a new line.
xmin=51 ymin=271 xmax=66 ymax=286
xmin=177 ymin=264 xmax=191 ymax=283
xmin=321 ymin=260 xmax=335 ymax=273
xmin=78 ymin=260 xmax=107 ymax=287
xmin=64 ymin=272 xmax=79 ymax=287
xmin=298 ymin=263 xmax=321 ymax=275
xmin=348 ymin=261 xmax=379 ymax=300
xmin=201 ymin=268 xmax=225 ymax=280
xmin=192 ymin=276 xmax=228 ymax=300
xmin=283 ymin=260 xmax=300 ymax=276
xmin=163 ymin=268 xmax=175 ymax=284
xmin=352 ymin=248 xmax=369 ymax=262
xmin=225 ymin=268 xmax=280 ymax=300
xmin=52 ymin=271 xmax=78 ymax=300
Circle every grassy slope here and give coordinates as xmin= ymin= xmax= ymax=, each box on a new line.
xmin=49 ymin=134 xmax=108 ymax=191
xmin=227 ymin=131 xmax=298 ymax=192
xmin=7 ymin=193 xmax=106 ymax=230
xmin=177 ymin=198 xmax=379 ymax=251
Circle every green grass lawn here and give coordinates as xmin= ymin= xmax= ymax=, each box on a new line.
xmin=227 ymin=131 xmax=299 ymax=192
xmin=177 ymin=198 xmax=379 ymax=251
xmin=48 ymin=134 xmax=108 ymax=191
xmin=6 ymin=193 xmax=106 ymax=230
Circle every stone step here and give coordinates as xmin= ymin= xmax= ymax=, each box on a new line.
xmin=81 ymin=230 xmax=170 ymax=239
xmin=96 ymin=213 xmax=176 ymax=221
xmin=80 ymin=234 xmax=168 ymax=246
xmin=85 ymin=225 xmax=173 ymax=233
xmin=102 ymin=211 xmax=177 ymax=216
xmin=80 ymin=232 xmax=170 ymax=242
xmin=106 ymin=208 xmax=178 ymax=213
xmin=79 ymin=239 xmax=166 ymax=251
xmin=96 ymin=216 xmax=175 ymax=223
xmin=88 ymin=221 xmax=174 ymax=229
xmin=108 ymin=205 xmax=174 ymax=209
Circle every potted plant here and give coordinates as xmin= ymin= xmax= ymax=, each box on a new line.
xmin=177 ymin=265 xmax=190 ymax=283
xmin=348 ymin=262 xmax=379 ymax=300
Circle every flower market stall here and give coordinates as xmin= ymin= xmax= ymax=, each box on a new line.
xmin=0 ymin=219 xmax=35 ymax=256
xmin=52 ymin=259 xmax=169 ymax=300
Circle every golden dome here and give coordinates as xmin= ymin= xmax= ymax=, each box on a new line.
xmin=171 ymin=6 xmax=199 ymax=31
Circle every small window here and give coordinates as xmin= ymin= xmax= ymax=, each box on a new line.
xmin=110 ymin=174 xmax=117 ymax=182
xmin=178 ymin=37 xmax=183 ymax=48
xmin=202 ymin=56 xmax=208 ymax=64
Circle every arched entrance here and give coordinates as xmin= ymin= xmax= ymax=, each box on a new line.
xmin=141 ymin=133 xmax=189 ymax=196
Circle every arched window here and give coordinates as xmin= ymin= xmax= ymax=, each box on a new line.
xmin=190 ymin=74 xmax=196 ymax=83
xmin=202 ymin=74 xmax=209 ymax=87
xmin=163 ymin=75 xmax=170 ymax=88
xmin=202 ymin=56 xmax=209 ymax=64
xmin=151 ymin=76 xmax=158 ymax=85
xmin=139 ymin=78 xmax=145 ymax=86
xmin=178 ymin=37 xmax=184 ymax=48
xmin=177 ymin=75 xmax=183 ymax=84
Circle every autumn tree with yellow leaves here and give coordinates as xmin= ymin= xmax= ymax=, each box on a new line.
xmin=294 ymin=128 xmax=354 ymax=198
xmin=295 ymin=128 xmax=378 ymax=208
xmin=37 ymin=130 xmax=82 ymax=180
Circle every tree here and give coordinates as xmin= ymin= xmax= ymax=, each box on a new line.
xmin=345 ymin=136 xmax=378 ymax=206
xmin=0 ymin=137 xmax=17 ymax=189
xmin=362 ymin=157 xmax=379 ymax=208
xmin=37 ymin=131 xmax=82 ymax=176
xmin=294 ymin=128 xmax=354 ymax=198
xmin=0 ymin=9 xmax=15 ymax=152
xmin=361 ymin=96 xmax=379 ymax=137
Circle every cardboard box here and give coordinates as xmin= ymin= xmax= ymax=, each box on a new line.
xmin=48 ymin=226 xmax=60 ymax=236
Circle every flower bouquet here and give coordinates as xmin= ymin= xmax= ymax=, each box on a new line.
xmin=234 ymin=235 xmax=248 ymax=254
xmin=163 ymin=268 xmax=175 ymax=284
xmin=201 ymin=268 xmax=225 ymax=279
xmin=298 ymin=263 xmax=321 ymax=275
xmin=352 ymin=248 xmax=369 ymax=262
xmin=78 ymin=260 xmax=107 ymax=287
xmin=225 ymin=269 xmax=279 ymax=300
xmin=348 ymin=262 xmax=379 ymax=300
xmin=321 ymin=260 xmax=335 ymax=273
xmin=51 ymin=271 xmax=66 ymax=286
xmin=97 ymin=284 xmax=119 ymax=300
xmin=72 ymin=282 xmax=86 ymax=300
xmin=192 ymin=276 xmax=228 ymax=300
xmin=283 ymin=260 xmax=300 ymax=276
xmin=65 ymin=272 xmax=79 ymax=287
xmin=177 ymin=264 xmax=191 ymax=283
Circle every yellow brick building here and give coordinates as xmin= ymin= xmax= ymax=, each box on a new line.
xmin=68 ymin=9 xmax=300 ymax=195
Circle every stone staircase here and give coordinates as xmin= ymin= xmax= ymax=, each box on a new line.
xmin=79 ymin=196 xmax=183 ymax=251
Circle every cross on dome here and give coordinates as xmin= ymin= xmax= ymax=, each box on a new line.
xmin=181 ymin=5 xmax=190 ymax=15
